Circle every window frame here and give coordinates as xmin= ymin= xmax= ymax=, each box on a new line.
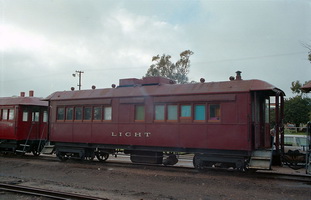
xmin=208 ymin=104 xmax=221 ymax=122
xmin=56 ymin=107 xmax=65 ymax=121
xmin=194 ymin=104 xmax=206 ymax=122
xmin=103 ymin=106 xmax=112 ymax=121
xmin=167 ymin=104 xmax=178 ymax=122
xmin=135 ymin=105 xmax=145 ymax=122
xmin=154 ymin=104 xmax=166 ymax=122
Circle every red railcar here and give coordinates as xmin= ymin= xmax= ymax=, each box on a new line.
xmin=46 ymin=72 xmax=285 ymax=170
xmin=0 ymin=91 xmax=48 ymax=155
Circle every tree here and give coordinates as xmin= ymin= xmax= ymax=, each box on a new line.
xmin=284 ymin=96 xmax=311 ymax=127
xmin=302 ymin=42 xmax=311 ymax=63
xmin=145 ymin=50 xmax=193 ymax=84
xmin=290 ymin=80 xmax=311 ymax=96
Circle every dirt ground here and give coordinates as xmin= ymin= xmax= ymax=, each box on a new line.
xmin=0 ymin=155 xmax=310 ymax=200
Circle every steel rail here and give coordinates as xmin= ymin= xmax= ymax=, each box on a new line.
xmin=0 ymin=183 xmax=109 ymax=200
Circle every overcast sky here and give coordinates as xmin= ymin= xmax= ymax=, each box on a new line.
xmin=1 ymin=0 xmax=310 ymax=98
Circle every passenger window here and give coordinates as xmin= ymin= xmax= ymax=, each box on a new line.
xmin=57 ymin=108 xmax=65 ymax=120
xmin=155 ymin=105 xmax=165 ymax=121
xmin=194 ymin=105 xmax=206 ymax=121
xmin=32 ymin=112 xmax=40 ymax=122
xmin=8 ymin=109 xmax=14 ymax=120
xmin=22 ymin=111 xmax=28 ymax=122
xmin=167 ymin=105 xmax=178 ymax=121
xmin=66 ymin=107 xmax=73 ymax=120
xmin=83 ymin=107 xmax=92 ymax=120
xmin=104 ymin=106 xmax=112 ymax=120
xmin=75 ymin=107 xmax=82 ymax=120
xmin=181 ymin=105 xmax=191 ymax=117
xmin=93 ymin=106 xmax=102 ymax=120
xmin=43 ymin=111 xmax=48 ymax=122
xmin=2 ymin=109 xmax=8 ymax=121
xmin=135 ymin=105 xmax=145 ymax=121
xmin=209 ymin=104 xmax=221 ymax=122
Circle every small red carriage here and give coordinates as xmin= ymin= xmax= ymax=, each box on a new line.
xmin=46 ymin=72 xmax=285 ymax=170
xmin=0 ymin=91 xmax=48 ymax=155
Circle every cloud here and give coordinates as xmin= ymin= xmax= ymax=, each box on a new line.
xmin=0 ymin=0 xmax=310 ymax=98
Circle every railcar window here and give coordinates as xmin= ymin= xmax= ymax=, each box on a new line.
xmin=155 ymin=105 xmax=165 ymax=121
xmin=194 ymin=105 xmax=206 ymax=121
xmin=181 ymin=105 xmax=191 ymax=117
xmin=66 ymin=107 xmax=73 ymax=121
xmin=75 ymin=107 xmax=82 ymax=120
xmin=32 ymin=112 xmax=40 ymax=122
xmin=265 ymin=99 xmax=270 ymax=123
xmin=104 ymin=106 xmax=112 ymax=120
xmin=94 ymin=106 xmax=102 ymax=120
xmin=8 ymin=109 xmax=14 ymax=120
xmin=22 ymin=111 xmax=28 ymax=122
xmin=209 ymin=104 xmax=221 ymax=121
xmin=84 ymin=107 xmax=92 ymax=120
xmin=284 ymin=137 xmax=294 ymax=146
xmin=168 ymin=105 xmax=178 ymax=121
xmin=135 ymin=105 xmax=145 ymax=121
xmin=57 ymin=108 xmax=65 ymax=120
xmin=2 ymin=109 xmax=8 ymax=120
xmin=43 ymin=111 xmax=48 ymax=122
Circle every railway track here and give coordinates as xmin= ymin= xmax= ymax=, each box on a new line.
xmin=2 ymin=153 xmax=311 ymax=184
xmin=0 ymin=183 xmax=109 ymax=200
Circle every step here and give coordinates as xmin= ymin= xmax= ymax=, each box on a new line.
xmin=41 ymin=145 xmax=55 ymax=154
xmin=20 ymin=144 xmax=30 ymax=147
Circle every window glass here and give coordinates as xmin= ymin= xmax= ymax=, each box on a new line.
xmin=104 ymin=107 xmax=112 ymax=120
xmin=57 ymin=108 xmax=65 ymax=120
xmin=22 ymin=111 xmax=28 ymax=122
xmin=94 ymin=106 xmax=102 ymax=120
xmin=284 ymin=137 xmax=294 ymax=146
xmin=195 ymin=105 xmax=206 ymax=120
xmin=66 ymin=107 xmax=73 ymax=120
xmin=43 ymin=111 xmax=48 ymax=122
xmin=181 ymin=105 xmax=191 ymax=117
xmin=8 ymin=109 xmax=14 ymax=120
xmin=75 ymin=107 xmax=82 ymax=120
xmin=135 ymin=105 xmax=145 ymax=121
xmin=265 ymin=99 xmax=270 ymax=123
xmin=155 ymin=105 xmax=165 ymax=120
xmin=2 ymin=109 xmax=8 ymax=120
xmin=84 ymin=107 xmax=92 ymax=120
xmin=168 ymin=105 xmax=178 ymax=120
xmin=32 ymin=112 xmax=40 ymax=122
xmin=209 ymin=104 xmax=220 ymax=121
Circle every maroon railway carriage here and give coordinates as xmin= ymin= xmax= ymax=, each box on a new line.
xmin=46 ymin=72 xmax=285 ymax=170
xmin=0 ymin=91 xmax=48 ymax=155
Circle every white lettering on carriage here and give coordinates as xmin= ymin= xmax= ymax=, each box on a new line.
xmin=111 ymin=132 xmax=151 ymax=138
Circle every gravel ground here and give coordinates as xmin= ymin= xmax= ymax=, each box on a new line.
xmin=0 ymin=155 xmax=310 ymax=200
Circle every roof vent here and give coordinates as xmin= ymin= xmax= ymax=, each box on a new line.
xmin=20 ymin=92 xmax=25 ymax=97
xmin=71 ymin=87 xmax=75 ymax=91
xmin=235 ymin=71 xmax=242 ymax=80
xmin=229 ymin=76 xmax=235 ymax=81
xmin=92 ymin=85 xmax=96 ymax=90
xmin=29 ymin=90 xmax=34 ymax=97
xmin=200 ymin=78 xmax=205 ymax=83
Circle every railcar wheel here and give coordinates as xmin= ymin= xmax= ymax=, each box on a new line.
xmin=56 ymin=152 xmax=68 ymax=161
xmin=95 ymin=152 xmax=109 ymax=162
xmin=82 ymin=154 xmax=95 ymax=161
xmin=32 ymin=149 xmax=40 ymax=156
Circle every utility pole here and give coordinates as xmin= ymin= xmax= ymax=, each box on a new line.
xmin=72 ymin=70 xmax=84 ymax=90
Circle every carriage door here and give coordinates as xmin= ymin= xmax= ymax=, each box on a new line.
xmin=252 ymin=92 xmax=270 ymax=149
xmin=30 ymin=107 xmax=41 ymax=140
